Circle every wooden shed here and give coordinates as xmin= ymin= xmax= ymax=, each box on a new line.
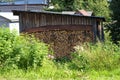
xmin=13 ymin=10 xmax=105 ymax=57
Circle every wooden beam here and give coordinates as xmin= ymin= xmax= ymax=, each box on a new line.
xmin=22 ymin=25 xmax=93 ymax=33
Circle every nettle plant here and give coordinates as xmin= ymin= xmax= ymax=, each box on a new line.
xmin=0 ymin=28 xmax=49 ymax=70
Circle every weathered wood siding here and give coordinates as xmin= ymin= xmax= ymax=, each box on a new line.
xmin=18 ymin=12 xmax=96 ymax=32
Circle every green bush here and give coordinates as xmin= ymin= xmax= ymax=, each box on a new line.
xmin=70 ymin=52 xmax=89 ymax=71
xmin=0 ymin=28 xmax=49 ymax=70
xmin=72 ymin=41 xmax=120 ymax=71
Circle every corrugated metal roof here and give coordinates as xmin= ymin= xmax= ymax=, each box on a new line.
xmin=15 ymin=0 xmax=47 ymax=4
xmin=75 ymin=10 xmax=93 ymax=16
xmin=62 ymin=11 xmax=75 ymax=15
xmin=0 ymin=12 xmax=19 ymax=22
xmin=0 ymin=0 xmax=47 ymax=5
xmin=87 ymin=11 xmax=93 ymax=16
xmin=76 ymin=10 xmax=89 ymax=16
xmin=62 ymin=10 xmax=93 ymax=16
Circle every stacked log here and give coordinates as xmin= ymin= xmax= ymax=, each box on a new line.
xmin=31 ymin=29 xmax=93 ymax=58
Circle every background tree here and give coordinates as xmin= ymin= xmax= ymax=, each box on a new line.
xmin=62 ymin=0 xmax=74 ymax=11
xmin=51 ymin=0 xmax=74 ymax=11
xmin=50 ymin=0 xmax=110 ymax=21
xmin=73 ymin=0 xmax=110 ymax=21
xmin=107 ymin=0 xmax=120 ymax=44
xmin=88 ymin=0 xmax=110 ymax=21
xmin=73 ymin=0 xmax=88 ymax=10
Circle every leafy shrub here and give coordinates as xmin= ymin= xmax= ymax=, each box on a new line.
xmin=0 ymin=28 xmax=49 ymax=70
xmin=54 ymin=56 xmax=71 ymax=63
xmin=70 ymin=52 xmax=89 ymax=71
xmin=72 ymin=41 xmax=120 ymax=71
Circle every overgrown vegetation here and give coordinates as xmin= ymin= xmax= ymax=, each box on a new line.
xmin=0 ymin=28 xmax=49 ymax=70
xmin=72 ymin=41 xmax=120 ymax=71
xmin=0 ymin=27 xmax=120 ymax=80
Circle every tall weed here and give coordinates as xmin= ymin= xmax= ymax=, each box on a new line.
xmin=72 ymin=41 xmax=120 ymax=71
xmin=0 ymin=28 xmax=49 ymax=70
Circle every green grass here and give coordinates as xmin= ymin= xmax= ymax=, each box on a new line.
xmin=0 ymin=58 xmax=120 ymax=80
xmin=0 ymin=68 xmax=120 ymax=80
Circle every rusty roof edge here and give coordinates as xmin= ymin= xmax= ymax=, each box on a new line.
xmin=12 ymin=10 xmax=105 ymax=21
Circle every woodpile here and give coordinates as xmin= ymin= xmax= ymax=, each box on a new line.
xmin=31 ymin=30 xmax=94 ymax=58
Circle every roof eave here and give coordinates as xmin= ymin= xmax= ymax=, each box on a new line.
xmin=13 ymin=10 xmax=105 ymax=21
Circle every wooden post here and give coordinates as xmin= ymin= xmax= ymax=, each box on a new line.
xmin=101 ymin=20 xmax=105 ymax=42
xmin=92 ymin=19 xmax=97 ymax=42
xmin=19 ymin=13 xmax=22 ymax=32
xmin=97 ymin=20 xmax=101 ymax=41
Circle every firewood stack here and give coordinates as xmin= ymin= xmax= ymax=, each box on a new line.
xmin=31 ymin=30 xmax=93 ymax=58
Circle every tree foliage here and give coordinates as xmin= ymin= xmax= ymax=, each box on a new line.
xmin=51 ymin=0 xmax=74 ymax=11
xmin=108 ymin=0 xmax=120 ymax=44
xmin=63 ymin=0 xmax=74 ymax=11
xmin=88 ymin=0 xmax=110 ymax=21
xmin=50 ymin=0 xmax=110 ymax=21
